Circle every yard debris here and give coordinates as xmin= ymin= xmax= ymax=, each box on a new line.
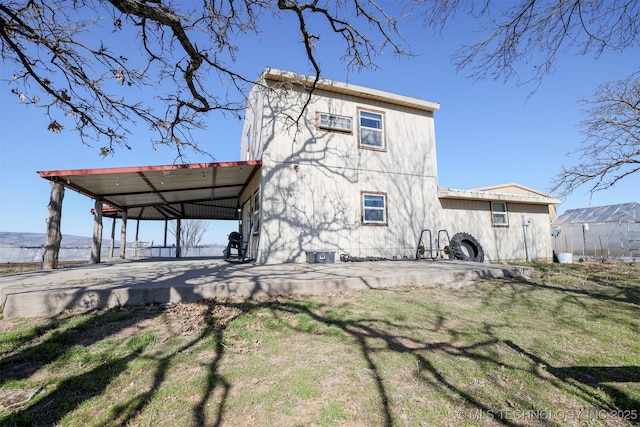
xmin=0 ymin=387 xmax=43 ymax=411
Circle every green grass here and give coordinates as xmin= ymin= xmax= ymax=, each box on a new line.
xmin=0 ymin=261 xmax=639 ymax=426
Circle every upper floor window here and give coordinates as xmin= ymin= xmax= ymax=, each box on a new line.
xmin=362 ymin=192 xmax=387 ymax=225
xmin=491 ymin=202 xmax=508 ymax=226
xmin=358 ymin=109 xmax=385 ymax=150
xmin=317 ymin=112 xmax=352 ymax=133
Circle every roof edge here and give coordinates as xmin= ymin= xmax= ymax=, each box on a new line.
xmin=37 ymin=160 xmax=262 ymax=178
xmin=469 ymin=182 xmax=556 ymax=199
xmin=438 ymin=186 xmax=561 ymax=205
xmin=261 ymin=67 xmax=440 ymax=113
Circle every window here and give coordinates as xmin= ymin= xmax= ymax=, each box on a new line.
xmin=491 ymin=202 xmax=508 ymax=226
xmin=358 ymin=109 xmax=385 ymax=150
xmin=362 ymin=192 xmax=387 ymax=225
xmin=252 ymin=190 xmax=260 ymax=233
xmin=317 ymin=112 xmax=352 ymax=132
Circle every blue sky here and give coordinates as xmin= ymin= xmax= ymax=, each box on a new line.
xmin=1 ymin=4 xmax=638 ymax=246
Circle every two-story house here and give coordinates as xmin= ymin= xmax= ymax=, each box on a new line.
xmin=236 ymin=68 xmax=559 ymax=264
xmin=37 ymin=67 xmax=559 ymax=266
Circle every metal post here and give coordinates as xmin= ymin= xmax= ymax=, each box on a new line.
xmin=109 ymin=217 xmax=116 ymax=258
xmin=176 ymin=218 xmax=181 ymax=258
xmin=120 ymin=210 xmax=127 ymax=259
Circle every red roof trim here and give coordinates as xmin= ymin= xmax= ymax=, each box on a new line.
xmin=37 ymin=160 xmax=262 ymax=178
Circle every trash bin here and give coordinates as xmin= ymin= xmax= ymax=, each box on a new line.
xmin=556 ymin=252 xmax=573 ymax=264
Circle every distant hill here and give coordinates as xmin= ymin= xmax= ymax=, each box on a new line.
xmin=0 ymin=232 xmax=226 ymax=248
xmin=0 ymin=232 xmax=94 ymax=247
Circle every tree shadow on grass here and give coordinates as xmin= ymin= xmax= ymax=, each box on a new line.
xmin=505 ymin=340 xmax=640 ymax=422
xmin=1 ymin=268 xmax=638 ymax=426
xmin=533 ymin=263 xmax=640 ymax=306
xmin=1 ymin=351 xmax=140 ymax=426
xmin=0 ymin=307 xmax=162 ymax=388
xmin=107 ymin=303 xmax=237 ymax=427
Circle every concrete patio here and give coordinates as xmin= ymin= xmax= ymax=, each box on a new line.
xmin=0 ymin=258 xmax=533 ymax=319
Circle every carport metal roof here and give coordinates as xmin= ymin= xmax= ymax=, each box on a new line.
xmin=38 ymin=161 xmax=262 ymax=221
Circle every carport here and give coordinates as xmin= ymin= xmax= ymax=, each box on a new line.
xmin=37 ymin=160 xmax=262 ymax=268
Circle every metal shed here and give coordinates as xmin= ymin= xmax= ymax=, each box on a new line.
xmin=552 ymin=202 xmax=640 ymax=259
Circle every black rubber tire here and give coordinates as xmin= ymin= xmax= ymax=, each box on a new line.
xmin=448 ymin=232 xmax=485 ymax=262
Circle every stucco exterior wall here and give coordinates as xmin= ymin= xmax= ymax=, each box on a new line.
xmin=253 ymin=77 xmax=440 ymax=263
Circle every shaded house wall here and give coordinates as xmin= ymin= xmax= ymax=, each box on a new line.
xmin=241 ymin=70 xmax=440 ymax=264
xmin=239 ymin=68 xmax=559 ymax=264
xmin=438 ymin=199 xmax=554 ymax=262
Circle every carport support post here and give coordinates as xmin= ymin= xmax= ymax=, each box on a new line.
xmin=163 ymin=219 xmax=168 ymax=247
xmin=109 ymin=218 xmax=116 ymax=258
xmin=176 ymin=218 xmax=181 ymax=258
xmin=42 ymin=180 xmax=65 ymax=270
xmin=120 ymin=211 xmax=127 ymax=259
xmin=90 ymin=199 xmax=103 ymax=264
xmin=134 ymin=219 xmax=140 ymax=258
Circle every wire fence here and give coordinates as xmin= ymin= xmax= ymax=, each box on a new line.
xmin=0 ymin=244 xmax=226 ymax=263
xmin=552 ymin=221 xmax=640 ymax=259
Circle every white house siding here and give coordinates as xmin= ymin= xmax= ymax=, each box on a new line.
xmin=252 ymin=75 xmax=440 ymax=264
xmin=235 ymin=167 xmax=261 ymax=261
xmin=240 ymin=84 xmax=266 ymax=162
xmin=438 ymin=199 xmax=554 ymax=262
xmin=238 ymin=68 xmax=558 ymax=264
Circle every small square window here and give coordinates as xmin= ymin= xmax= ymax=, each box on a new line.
xmin=358 ymin=109 xmax=385 ymax=150
xmin=491 ymin=202 xmax=508 ymax=226
xmin=362 ymin=192 xmax=387 ymax=225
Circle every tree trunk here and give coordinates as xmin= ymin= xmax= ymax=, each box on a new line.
xmin=42 ymin=181 xmax=64 ymax=270
xmin=90 ymin=199 xmax=103 ymax=264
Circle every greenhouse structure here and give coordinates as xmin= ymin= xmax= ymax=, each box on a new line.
xmin=552 ymin=202 xmax=640 ymax=259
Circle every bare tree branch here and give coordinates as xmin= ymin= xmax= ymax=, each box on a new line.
xmin=3 ymin=0 xmax=638 ymax=196
xmin=1 ymin=0 xmax=412 ymax=159
xmin=413 ymin=0 xmax=640 ymax=85
xmin=552 ymin=74 xmax=640 ymax=198
xmin=169 ymin=219 xmax=209 ymax=256
xmin=412 ymin=0 xmax=640 ymax=196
